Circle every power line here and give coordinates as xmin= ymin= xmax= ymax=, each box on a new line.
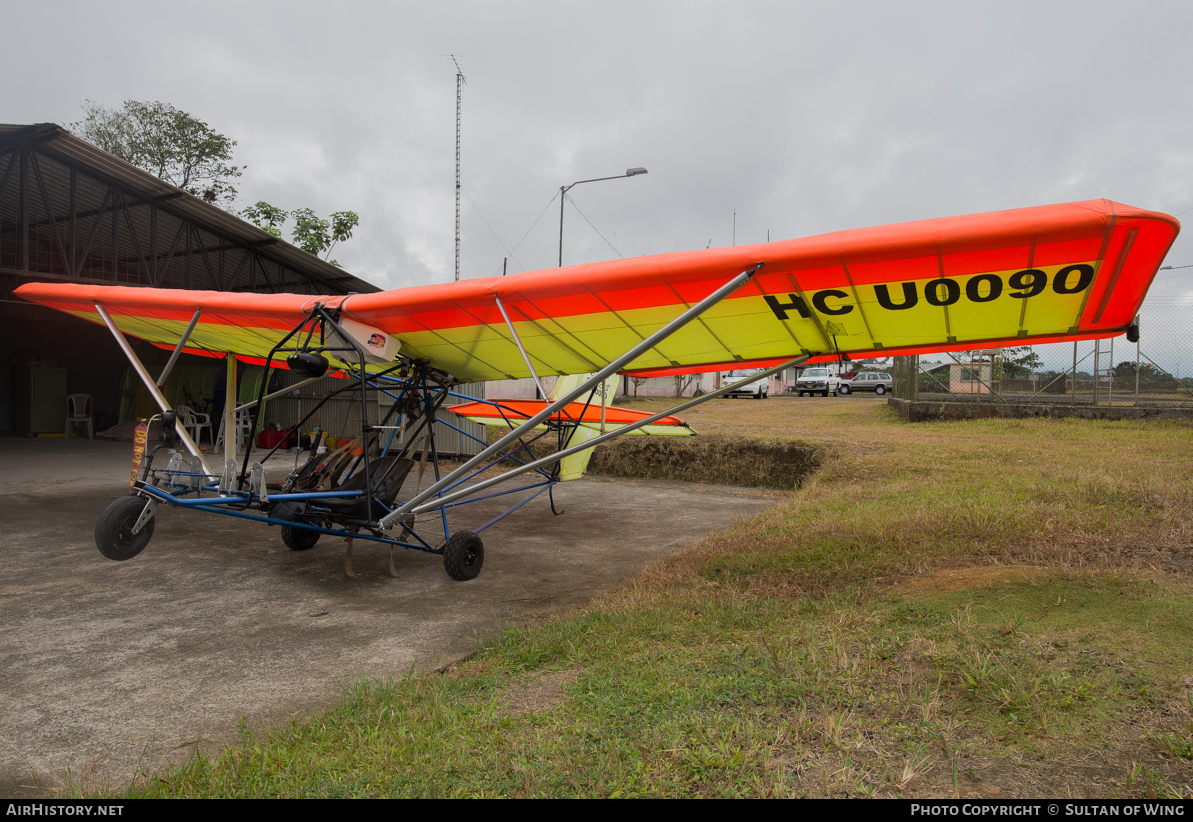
xmin=566 ymin=195 xmax=623 ymax=258
xmin=504 ymin=191 xmax=561 ymax=269
xmin=460 ymin=101 xmax=515 ymax=260
xmin=461 ymin=186 xmax=526 ymax=272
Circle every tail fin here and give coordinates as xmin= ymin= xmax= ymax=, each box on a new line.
xmin=549 ymin=373 xmax=619 ymax=481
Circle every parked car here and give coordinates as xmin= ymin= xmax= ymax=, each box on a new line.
xmin=795 ymin=367 xmax=840 ymax=397
xmin=722 ymin=368 xmax=769 ymax=399
xmin=838 ymin=371 xmax=893 ymax=395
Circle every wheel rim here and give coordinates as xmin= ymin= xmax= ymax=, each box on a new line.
xmin=116 ymin=514 xmax=142 ymax=546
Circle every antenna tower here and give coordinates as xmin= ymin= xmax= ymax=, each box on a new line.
xmin=452 ymin=55 xmax=466 ymax=281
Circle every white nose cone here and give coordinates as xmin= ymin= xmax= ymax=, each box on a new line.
xmin=329 ymin=317 xmax=401 ymax=364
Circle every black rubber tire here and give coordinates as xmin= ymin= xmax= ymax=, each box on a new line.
xmin=797 ymin=391 xmax=805 ymax=397
xmin=876 ymin=385 xmax=887 ymax=395
xmin=282 ymin=525 xmax=321 ymax=551
xmin=839 ymin=384 xmax=850 ymax=395
xmin=443 ymin=530 xmax=484 ymax=581
xmin=95 ymin=496 xmax=155 ymax=561
xmin=821 ymin=390 xmax=829 ymax=397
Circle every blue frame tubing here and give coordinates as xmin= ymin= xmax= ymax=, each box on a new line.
xmin=125 ymin=306 xmax=590 ymax=559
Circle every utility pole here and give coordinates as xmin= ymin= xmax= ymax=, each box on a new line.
xmin=557 ymin=167 xmax=647 ymax=266
xmin=452 ymin=55 xmax=465 ymax=281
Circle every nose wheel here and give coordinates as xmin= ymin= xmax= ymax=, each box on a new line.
xmin=95 ymin=496 xmax=156 ymax=561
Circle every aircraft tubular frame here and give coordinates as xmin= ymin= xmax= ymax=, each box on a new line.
xmin=92 ymin=264 xmax=819 ymax=580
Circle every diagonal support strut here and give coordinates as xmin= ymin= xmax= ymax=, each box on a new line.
xmin=381 ymin=264 xmax=765 ymax=527
xmin=95 ymin=303 xmax=214 ymax=478
xmin=406 ymin=353 xmax=811 ymax=514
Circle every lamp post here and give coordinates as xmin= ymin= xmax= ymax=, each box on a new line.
xmin=559 ymin=167 xmax=647 ymax=267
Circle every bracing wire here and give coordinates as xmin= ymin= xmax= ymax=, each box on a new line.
xmin=566 ymin=195 xmax=624 ymax=258
xmin=503 ymin=191 xmax=561 ymax=270
xmin=462 ymin=186 xmax=527 ymax=272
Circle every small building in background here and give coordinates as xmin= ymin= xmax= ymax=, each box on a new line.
xmin=948 ymin=362 xmax=993 ymax=394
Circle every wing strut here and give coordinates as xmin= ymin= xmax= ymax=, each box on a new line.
xmin=403 ymin=353 xmax=811 ymax=515
xmin=381 ymin=263 xmax=767 ymax=528
xmin=495 ymin=295 xmax=549 ymax=399
xmin=95 ymin=303 xmax=214 ymax=477
xmin=156 ymin=310 xmax=201 ymax=388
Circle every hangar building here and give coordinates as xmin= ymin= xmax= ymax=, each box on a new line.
xmin=0 ymin=122 xmax=380 ymax=438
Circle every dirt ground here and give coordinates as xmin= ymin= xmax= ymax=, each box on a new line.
xmin=0 ymin=436 xmax=782 ymax=797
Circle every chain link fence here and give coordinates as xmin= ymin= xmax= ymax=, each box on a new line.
xmin=893 ymin=300 xmax=1193 ymax=407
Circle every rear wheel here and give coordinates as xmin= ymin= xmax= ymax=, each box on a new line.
xmin=282 ymin=525 xmax=321 ymax=551
xmin=876 ymin=385 xmax=887 ymax=395
xmin=443 ymin=531 xmax=484 ymax=581
xmin=95 ymin=496 xmax=155 ymax=561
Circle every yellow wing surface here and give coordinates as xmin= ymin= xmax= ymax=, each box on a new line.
xmin=15 ymin=199 xmax=1177 ymax=381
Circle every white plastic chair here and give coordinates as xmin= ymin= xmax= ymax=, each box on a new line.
xmin=177 ymin=406 xmax=212 ymax=444
xmin=65 ymin=394 xmax=93 ymax=439
xmin=214 ymin=408 xmax=254 ymax=451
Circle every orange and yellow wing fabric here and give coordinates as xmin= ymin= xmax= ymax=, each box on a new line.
xmin=15 ymin=199 xmax=1177 ymax=381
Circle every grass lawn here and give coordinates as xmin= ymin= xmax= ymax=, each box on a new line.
xmin=107 ymin=396 xmax=1193 ymax=798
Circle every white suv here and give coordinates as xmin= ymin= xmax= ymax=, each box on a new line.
xmin=795 ymin=367 xmax=840 ymax=397
xmin=722 ymin=369 xmax=769 ymax=399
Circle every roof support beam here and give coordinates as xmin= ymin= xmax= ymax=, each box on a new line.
xmin=0 ymin=150 xmax=17 ymax=204
xmin=29 ymin=151 xmax=73 ymax=276
xmin=154 ymin=217 xmax=188 ymax=287
xmin=20 ymin=147 xmax=28 ymax=272
xmin=1 ymin=132 xmax=376 ymax=295
xmin=119 ymin=190 xmax=152 ymax=283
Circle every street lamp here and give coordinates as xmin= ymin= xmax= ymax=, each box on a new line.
xmin=559 ymin=167 xmax=648 ymax=266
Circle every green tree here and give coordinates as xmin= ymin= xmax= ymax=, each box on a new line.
xmin=70 ymin=100 xmax=242 ymax=206
xmin=1115 ymin=360 xmax=1175 ymax=385
xmin=242 ymin=203 xmax=360 ymax=268
xmin=240 ymin=201 xmax=288 ymax=237
xmin=999 ymin=347 xmax=1043 ymax=378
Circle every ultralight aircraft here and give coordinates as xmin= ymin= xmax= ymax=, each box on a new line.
xmin=15 ymin=199 xmax=1178 ymax=580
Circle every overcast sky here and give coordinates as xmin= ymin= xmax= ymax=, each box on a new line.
xmin=11 ymin=1 xmax=1193 ymax=302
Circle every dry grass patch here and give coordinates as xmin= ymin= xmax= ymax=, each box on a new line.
xmin=498 ymin=669 xmax=581 ymax=717
xmin=589 ymin=435 xmax=822 ymax=488
xmin=894 ymin=566 xmax=1053 ymax=596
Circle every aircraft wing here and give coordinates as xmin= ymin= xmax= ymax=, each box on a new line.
xmin=15 ymin=199 xmax=1177 ymax=381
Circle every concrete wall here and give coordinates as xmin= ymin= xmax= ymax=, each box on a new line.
xmin=887 ymin=396 xmax=1193 ymax=422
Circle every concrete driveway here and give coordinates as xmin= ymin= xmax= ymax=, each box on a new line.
xmin=0 ymin=437 xmax=782 ymax=796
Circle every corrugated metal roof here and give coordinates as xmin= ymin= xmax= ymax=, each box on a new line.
xmin=0 ymin=123 xmax=380 ymax=295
